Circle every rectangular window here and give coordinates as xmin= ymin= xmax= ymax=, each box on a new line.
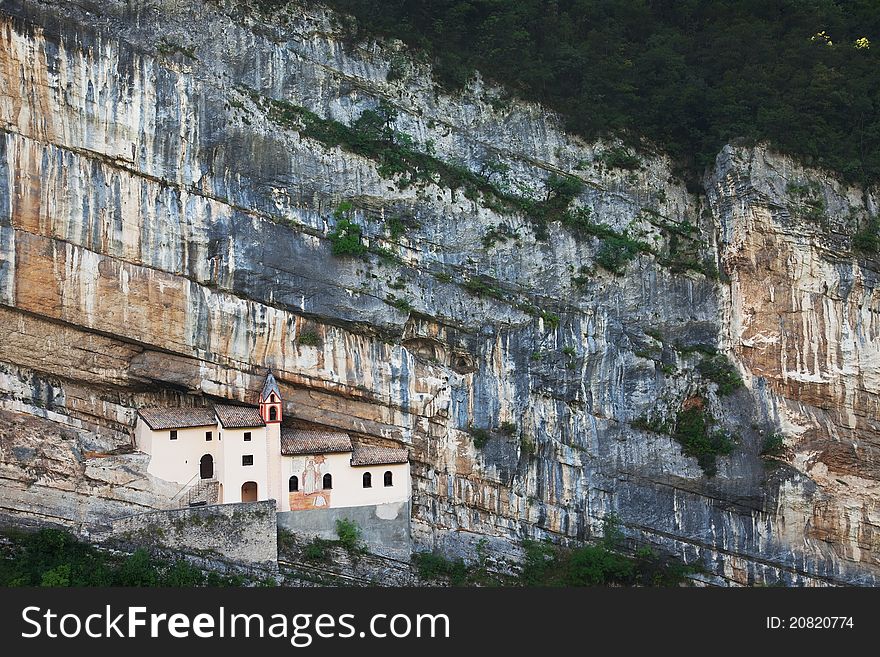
xmin=205 ymin=431 xmax=212 ymax=441
xmin=242 ymin=455 xmax=254 ymax=466
xmin=170 ymin=430 xmax=178 ymax=440
xmin=244 ymin=432 xmax=252 ymax=442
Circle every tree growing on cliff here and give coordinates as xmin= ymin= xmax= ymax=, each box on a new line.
xmin=328 ymin=202 xmax=367 ymax=256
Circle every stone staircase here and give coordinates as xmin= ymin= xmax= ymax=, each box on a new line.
xmin=183 ymin=478 xmax=219 ymax=507
xmin=169 ymin=475 xmax=219 ymax=508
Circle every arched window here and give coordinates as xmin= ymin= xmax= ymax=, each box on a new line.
xmin=384 ymin=471 xmax=393 ymax=487
xmin=363 ymin=472 xmax=372 ymax=488
xmin=322 ymin=473 xmax=332 ymax=490
xmin=269 ymin=406 xmax=277 ymax=421
xmin=289 ymin=475 xmax=299 ymax=492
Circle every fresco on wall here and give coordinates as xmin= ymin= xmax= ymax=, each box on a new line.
xmin=289 ymin=455 xmax=331 ymax=510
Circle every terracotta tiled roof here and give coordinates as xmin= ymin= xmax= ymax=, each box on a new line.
xmin=350 ymin=444 xmax=409 ymax=466
xmin=214 ymin=404 xmax=265 ymax=429
xmin=137 ymin=407 xmax=217 ymax=430
xmin=281 ymin=428 xmax=352 ymax=455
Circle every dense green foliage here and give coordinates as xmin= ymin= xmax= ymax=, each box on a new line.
xmin=519 ymin=515 xmax=694 ymax=586
xmin=697 ymin=354 xmax=745 ymax=396
xmin=0 ymin=529 xmax=246 ymax=587
xmin=470 ymin=427 xmax=491 ymax=448
xmin=327 ymin=202 xmax=368 ymax=256
xmin=297 ymin=330 xmax=321 ymax=346
xmin=853 ymin=216 xmax=880 ymax=252
xmin=303 ymin=537 xmax=334 ymax=562
xmin=761 ymin=432 xmax=786 ymax=456
xmin=411 ymin=550 xmax=470 ymax=585
xmin=334 ymin=518 xmax=365 ymax=554
xmin=672 ymin=406 xmax=735 ymax=477
xmin=413 ymin=515 xmax=693 ymax=586
xmin=314 ymin=0 xmax=880 ymax=186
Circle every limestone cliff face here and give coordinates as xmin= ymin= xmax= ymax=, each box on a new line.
xmin=0 ymin=0 xmax=877 ymax=585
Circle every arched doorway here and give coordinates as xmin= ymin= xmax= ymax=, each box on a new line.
xmin=199 ymin=454 xmax=213 ymax=479
xmin=241 ymin=481 xmax=258 ymax=502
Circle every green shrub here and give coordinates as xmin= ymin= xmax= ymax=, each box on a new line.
xmin=519 ymin=531 xmax=692 ymax=588
xmin=297 ymin=330 xmax=320 ymax=346
xmin=853 ymin=216 xmax=880 ymax=253
xmin=116 ymin=549 xmax=159 ymax=587
xmin=412 ymin=551 xmax=469 ymax=585
xmin=385 ymin=215 xmax=407 ymax=239
xmin=600 ymin=513 xmax=625 ymax=550
xmin=303 ymin=537 xmax=332 ymax=562
xmin=162 ymin=560 xmax=205 ymax=587
xmin=697 ymin=355 xmax=744 ymax=396
xmin=482 ymin=223 xmax=519 ymax=248
xmin=335 ymin=519 xmax=364 ymax=555
xmin=328 ymin=217 xmax=367 ymax=256
xmin=596 ymin=235 xmax=644 ymax=274
xmin=499 ymin=421 xmax=517 ymax=435
xmin=540 ymin=310 xmax=560 ymax=330
xmin=336 ymin=518 xmax=367 ymax=555
xmin=672 ymin=406 xmax=735 ymax=477
xmin=470 ymin=427 xmax=490 ymax=448
xmin=520 ymin=434 xmax=536 ymax=457
xmin=598 ymin=147 xmax=641 ymax=170
xmin=571 ymin=265 xmax=591 ymax=290
xmin=462 ymin=276 xmax=503 ymax=298
xmin=385 ymin=295 xmax=413 ymax=313
xmin=40 ymin=564 xmax=71 ymax=587
xmin=277 ymin=527 xmax=297 ymax=554
xmin=761 ymin=433 xmax=786 ymax=457
xmin=561 ymin=206 xmax=594 ymax=232
xmin=567 ymin=545 xmax=635 ymax=585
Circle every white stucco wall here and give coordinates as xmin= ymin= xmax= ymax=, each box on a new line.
xmin=218 ymin=425 xmax=269 ymax=504
xmin=141 ymin=421 xmax=219 ymax=485
xmin=138 ymin=418 xmax=409 ymax=511
xmin=281 ymin=452 xmax=409 ymax=511
xmin=265 ymin=423 xmax=282 ymax=510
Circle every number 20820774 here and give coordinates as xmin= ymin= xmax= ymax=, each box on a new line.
xmin=766 ymin=617 xmax=854 ymax=629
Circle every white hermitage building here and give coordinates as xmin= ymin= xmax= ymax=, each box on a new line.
xmin=135 ymin=373 xmax=410 ymax=511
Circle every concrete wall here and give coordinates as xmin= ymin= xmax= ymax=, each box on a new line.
xmin=281 ymin=452 xmax=409 ymax=511
xmin=110 ymin=500 xmax=278 ymax=567
xmin=277 ymin=500 xmax=411 ymax=560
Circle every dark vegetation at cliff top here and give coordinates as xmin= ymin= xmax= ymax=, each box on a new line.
xmin=292 ymin=0 xmax=880 ymax=188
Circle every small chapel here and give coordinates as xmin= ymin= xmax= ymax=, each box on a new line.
xmin=135 ymin=372 xmax=410 ymax=511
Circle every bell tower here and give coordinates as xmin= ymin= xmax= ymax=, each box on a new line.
xmin=259 ymin=371 xmax=282 ymax=424
xmin=260 ymin=371 xmax=283 ymax=511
